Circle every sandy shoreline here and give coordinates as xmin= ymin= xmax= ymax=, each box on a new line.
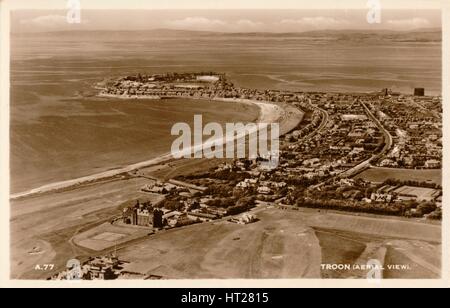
xmin=11 ymin=98 xmax=292 ymax=200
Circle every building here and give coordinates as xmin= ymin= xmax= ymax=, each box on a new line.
xmin=257 ymin=186 xmax=272 ymax=195
xmin=414 ymin=88 xmax=425 ymax=96
xmin=141 ymin=182 xmax=177 ymax=194
xmin=136 ymin=209 xmax=151 ymax=226
xmin=153 ymin=209 xmax=164 ymax=229
xmin=341 ymin=114 xmax=368 ymax=121
xmin=187 ymin=212 xmax=218 ymax=222
xmin=51 ymin=255 xmax=123 ymax=280
xmin=122 ymin=200 xmax=154 ymax=227
xmin=425 ymin=159 xmax=440 ymax=169
xmin=237 ymin=214 xmax=258 ymax=224
xmin=86 ymin=256 xmax=120 ymax=280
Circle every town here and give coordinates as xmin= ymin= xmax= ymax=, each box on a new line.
xmin=49 ymin=72 xmax=442 ymax=280
xmin=100 ymin=72 xmax=442 ymax=224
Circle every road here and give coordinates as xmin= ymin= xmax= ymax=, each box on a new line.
xmin=361 ymin=101 xmax=393 ymax=160
xmin=337 ymin=101 xmax=393 ymax=179
xmin=299 ymin=100 xmax=330 ymax=142
xmin=310 ymin=101 xmax=394 ymax=188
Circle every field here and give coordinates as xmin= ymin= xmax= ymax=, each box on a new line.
xmin=10 ymin=177 xmax=441 ymax=280
xmin=115 ymin=207 xmax=441 ymax=279
xmin=10 ymin=177 xmax=164 ymax=279
xmin=118 ymin=207 xmax=323 ymax=279
xmin=394 ymin=186 xmax=440 ymax=201
xmin=73 ymin=222 xmax=150 ymax=251
xmin=354 ymin=167 xmax=442 ymax=186
xmin=383 ymin=240 xmax=441 ymax=279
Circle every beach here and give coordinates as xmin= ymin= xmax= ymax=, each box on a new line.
xmin=11 ymin=97 xmax=294 ymax=199
xmin=10 ymin=97 xmax=261 ymax=195
xmin=10 ymin=30 xmax=441 ymax=194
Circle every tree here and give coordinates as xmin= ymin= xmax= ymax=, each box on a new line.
xmin=427 ymin=208 xmax=442 ymax=220
xmin=416 ymin=202 xmax=436 ymax=216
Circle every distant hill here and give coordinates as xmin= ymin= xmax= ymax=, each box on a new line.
xmin=14 ymin=28 xmax=442 ymax=42
xmin=219 ymin=28 xmax=442 ymax=42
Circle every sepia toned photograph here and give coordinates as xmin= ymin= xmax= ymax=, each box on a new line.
xmin=1 ymin=0 xmax=446 ymax=286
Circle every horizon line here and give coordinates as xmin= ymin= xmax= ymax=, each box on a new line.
xmin=11 ymin=27 xmax=443 ymax=35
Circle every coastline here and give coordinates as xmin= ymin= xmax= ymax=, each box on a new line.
xmin=11 ymin=98 xmax=295 ymax=200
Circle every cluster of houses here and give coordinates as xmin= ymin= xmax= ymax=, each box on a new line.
xmin=120 ymin=197 xmax=226 ymax=230
xmin=141 ymin=181 xmax=177 ymax=194
xmin=372 ymin=95 xmax=442 ymax=169
xmin=230 ymin=213 xmax=258 ymax=225
xmin=100 ymin=71 xmax=441 ymax=175
xmin=234 ymin=176 xmax=287 ymax=195
xmin=49 ymin=255 xmax=163 ymax=281
xmin=99 ymin=72 xmax=236 ymax=99
xmin=272 ymin=98 xmax=385 ymax=183
xmin=100 ymin=74 xmax=442 ymax=224
xmin=50 ymin=255 xmax=123 ymax=281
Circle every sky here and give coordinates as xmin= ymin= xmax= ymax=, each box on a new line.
xmin=6 ymin=0 xmax=443 ymax=33
xmin=4 ymin=0 xmax=446 ymax=10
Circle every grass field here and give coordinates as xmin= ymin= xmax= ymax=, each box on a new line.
xmin=10 ymin=177 xmax=164 ymax=279
xmin=314 ymin=228 xmax=367 ymax=279
xmin=11 ymin=187 xmax=442 ymax=279
xmin=354 ymin=167 xmax=442 ymax=186
xmin=73 ymin=223 xmax=150 ymax=251
xmin=383 ymin=240 xmax=441 ymax=279
xmin=118 ymin=208 xmax=323 ymax=279
xmin=115 ymin=208 xmax=441 ymax=279
xmin=394 ymin=186 xmax=439 ymax=201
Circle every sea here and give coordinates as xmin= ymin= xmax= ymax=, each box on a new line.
xmin=10 ymin=30 xmax=442 ymax=193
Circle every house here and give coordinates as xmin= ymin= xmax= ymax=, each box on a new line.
xmin=236 ymin=178 xmax=258 ymax=189
xmin=162 ymin=211 xmax=183 ymax=227
xmin=84 ymin=255 xmax=120 ymax=280
xmin=136 ymin=209 xmax=151 ymax=226
xmin=436 ymin=196 xmax=442 ymax=208
xmin=370 ymin=193 xmax=394 ymax=203
xmin=233 ymin=214 xmax=258 ymax=225
xmin=425 ymin=159 xmax=440 ymax=169
xmin=303 ymin=158 xmax=320 ymax=167
xmin=380 ymin=159 xmax=398 ymax=167
xmin=142 ymin=182 xmax=177 ymax=194
xmin=187 ymin=212 xmax=218 ymax=222
xmin=257 ymin=186 xmax=271 ymax=195
xmin=339 ymin=178 xmax=355 ymax=187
